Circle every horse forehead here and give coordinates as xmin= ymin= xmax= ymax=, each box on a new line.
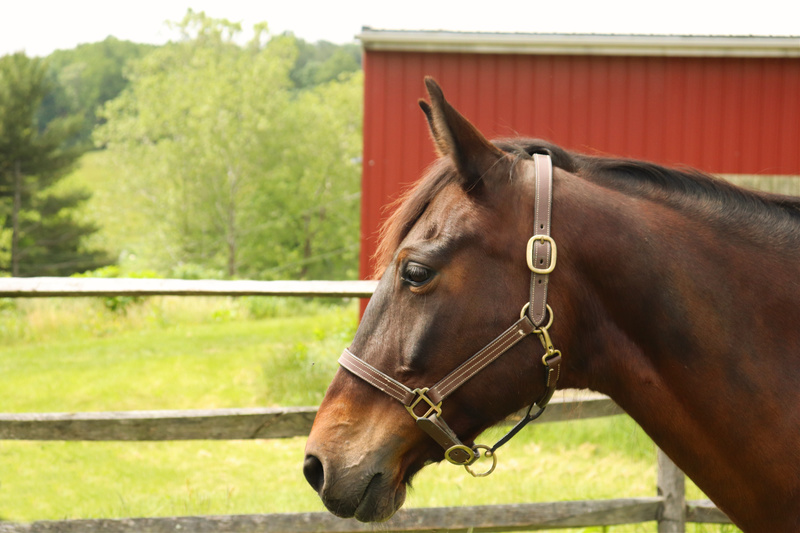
xmin=409 ymin=184 xmax=488 ymax=240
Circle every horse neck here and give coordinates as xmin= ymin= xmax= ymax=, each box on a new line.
xmin=551 ymin=170 xmax=800 ymax=530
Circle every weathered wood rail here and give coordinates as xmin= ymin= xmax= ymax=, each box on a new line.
xmin=0 ymin=393 xmax=620 ymax=441
xmin=0 ymin=277 xmax=378 ymax=298
xmin=0 ymin=500 xmax=731 ymax=533
xmin=0 ymin=278 xmax=733 ymax=532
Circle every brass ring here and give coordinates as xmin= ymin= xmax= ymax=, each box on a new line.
xmin=464 ymin=445 xmax=497 ymax=477
xmin=520 ymin=303 xmax=554 ymax=330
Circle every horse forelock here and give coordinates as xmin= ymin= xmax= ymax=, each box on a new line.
xmin=373 ymin=159 xmax=458 ymax=276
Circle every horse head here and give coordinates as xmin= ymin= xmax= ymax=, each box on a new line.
xmin=303 ymin=78 xmax=566 ymax=522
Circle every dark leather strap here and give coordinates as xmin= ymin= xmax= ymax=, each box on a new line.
xmin=427 ymin=316 xmax=535 ymax=404
xmin=416 ymin=414 xmax=475 ymax=464
xmin=338 ymin=349 xmax=416 ymax=405
xmin=528 ymin=153 xmax=555 ymax=327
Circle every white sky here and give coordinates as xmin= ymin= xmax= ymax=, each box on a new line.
xmin=1 ymin=0 xmax=798 ymax=57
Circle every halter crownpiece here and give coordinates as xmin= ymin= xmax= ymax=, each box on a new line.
xmin=338 ymin=153 xmax=562 ymax=477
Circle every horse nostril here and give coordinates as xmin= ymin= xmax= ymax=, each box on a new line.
xmin=303 ymin=454 xmax=325 ymax=493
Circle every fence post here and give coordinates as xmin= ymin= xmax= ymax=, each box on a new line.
xmin=657 ymin=448 xmax=686 ymax=532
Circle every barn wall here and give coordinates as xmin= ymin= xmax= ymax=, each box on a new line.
xmin=360 ymin=50 xmax=800 ymax=278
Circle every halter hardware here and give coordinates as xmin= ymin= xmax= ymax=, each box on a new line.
xmin=405 ymin=388 xmax=443 ymax=420
xmin=464 ymin=445 xmax=497 ymax=477
xmin=338 ymin=154 xmax=561 ymax=478
xmin=444 ymin=444 xmax=476 ymax=465
xmin=527 ymin=235 xmax=557 ymax=274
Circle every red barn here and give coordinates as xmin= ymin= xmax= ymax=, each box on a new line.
xmin=356 ymin=30 xmax=800 ymax=280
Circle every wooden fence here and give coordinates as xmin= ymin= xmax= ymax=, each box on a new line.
xmin=0 ymin=277 xmax=733 ymax=532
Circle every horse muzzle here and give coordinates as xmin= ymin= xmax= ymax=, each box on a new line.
xmin=303 ymin=443 xmax=407 ymax=522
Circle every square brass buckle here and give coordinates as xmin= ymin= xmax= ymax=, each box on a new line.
xmin=405 ymin=387 xmax=442 ymax=421
xmin=527 ymin=235 xmax=557 ymax=274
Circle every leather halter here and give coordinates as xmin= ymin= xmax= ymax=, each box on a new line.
xmin=338 ymin=153 xmax=562 ymax=477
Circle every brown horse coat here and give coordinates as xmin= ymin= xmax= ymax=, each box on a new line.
xmin=305 ymin=78 xmax=800 ymax=532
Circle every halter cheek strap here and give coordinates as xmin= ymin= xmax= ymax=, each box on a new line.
xmin=529 ymin=153 xmax=557 ymax=326
xmin=338 ymin=153 xmax=562 ymax=477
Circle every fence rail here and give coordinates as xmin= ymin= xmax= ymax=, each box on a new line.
xmin=0 ymin=278 xmax=732 ymax=532
xmin=0 ymin=277 xmax=378 ymax=298
xmin=0 ymin=393 xmax=620 ymax=441
xmin=0 ymin=500 xmax=731 ymax=533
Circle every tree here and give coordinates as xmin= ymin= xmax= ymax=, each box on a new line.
xmin=246 ymin=74 xmax=362 ymax=279
xmin=0 ymin=52 xmax=112 ymax=276
xmin=38 ymin=37 xmax=155 ymax=146
xmin=97 ymin=11 xmax=362 ymax=280
xmin=289 ymin=37 xmax=361 ymax=88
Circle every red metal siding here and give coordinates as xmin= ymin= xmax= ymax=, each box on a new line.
xmin=360 ymin=51 xmax=800 ymax=279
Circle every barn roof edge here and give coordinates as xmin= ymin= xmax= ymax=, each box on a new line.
xmin=357 ymin=29 xmax=800 ymax=58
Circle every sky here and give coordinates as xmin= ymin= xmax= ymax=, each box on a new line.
xmin=1 ymin=0 xmax=798 ymax=57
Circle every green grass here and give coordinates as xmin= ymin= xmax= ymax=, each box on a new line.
xmin=0 ymin=298 xmax=739 ymax=531
xmin=0 ymin=297 xmax=350 ymax=412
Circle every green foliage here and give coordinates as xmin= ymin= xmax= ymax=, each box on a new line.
xmin=95 ymin=11 xmax=363 ymax=280
xmin=12 ymin=187 xmax=112 ymax=276
xmin=39 ymin=37 xmax=156 ymax=145
xmin=169 ymin=262 xmax=225 ymax=280
xmin=240 ymin=73 xmax=363 ymax=280
xmin=72 ymin=265 xmax=159 ymax=313
xmin=2 ymin=10 xmax=364 ymax=279
xmin=289 ymin=37 xmax=361 ymax=88
xmin=0 ymin=52 xmax=113 ymax=276
xmin=0 ymin=53 xmax=58 ymax=182
xmin=54 ymin=150 xmax=146 ymax=272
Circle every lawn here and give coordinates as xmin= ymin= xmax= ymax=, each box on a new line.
xmin=0 ymin=296 xmax=738 ymax=532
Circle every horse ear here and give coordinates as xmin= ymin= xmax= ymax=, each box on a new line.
xmin=419 ymin=77 xmax=505 ymax=191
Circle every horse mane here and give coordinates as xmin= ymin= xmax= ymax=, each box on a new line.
xmin=499 ymin=139 xmax=800 ymax=220
xmin=375 ymin=138 xmax=800 ymax=271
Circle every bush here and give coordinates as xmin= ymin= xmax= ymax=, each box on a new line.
xmin=72 ymin=266 xmax=159 ymax=314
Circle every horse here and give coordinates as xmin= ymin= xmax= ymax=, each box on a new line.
xmin=303 ymin=77 xmax=800 ymax=532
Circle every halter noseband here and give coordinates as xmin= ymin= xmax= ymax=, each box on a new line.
xmin=338 ymin=154 xmax=562 ymax=477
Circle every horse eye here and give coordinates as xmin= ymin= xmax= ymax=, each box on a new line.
xmin=402 ymin=262 xmax=433 ymax=287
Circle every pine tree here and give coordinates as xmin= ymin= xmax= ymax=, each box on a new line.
xmin=0 ymin=52 xmax=112 ymax=276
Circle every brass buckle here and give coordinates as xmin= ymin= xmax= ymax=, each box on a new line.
xmin=527 ymin=235 xmax=557 ymax=274
xmin=444 ymin=444 xmax=476 ymax=465
xmin=405 ymin=388 xmax=442 ymax=421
